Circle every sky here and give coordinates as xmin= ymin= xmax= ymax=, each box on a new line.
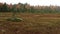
xmin=0 ymin=0 xmax=60 ymax=6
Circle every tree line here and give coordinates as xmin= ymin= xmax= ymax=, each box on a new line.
xmin=0 ymin=2 xmax=60 ymax=14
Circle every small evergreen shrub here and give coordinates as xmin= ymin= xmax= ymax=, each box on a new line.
xmin=7 ymin=17 xmax=23 ymax=22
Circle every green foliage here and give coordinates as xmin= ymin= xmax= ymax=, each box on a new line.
xmin=1 ymin=3 xmax=9 ymax=12
xmin=0 ymin=3 xmax=60 ymax=14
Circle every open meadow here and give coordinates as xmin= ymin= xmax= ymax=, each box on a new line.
xmin=0 ymin=12 xmax=60 ymax=34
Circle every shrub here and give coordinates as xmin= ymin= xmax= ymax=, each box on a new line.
xmin=7 ymin=17 xmax=23 ymax=22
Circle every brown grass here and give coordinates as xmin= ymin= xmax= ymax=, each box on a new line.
xmin=0 ymin=12 xmax=60 ymax=34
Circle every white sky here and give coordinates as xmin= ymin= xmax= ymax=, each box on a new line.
xmin=0 ymin=0 xmax=60 ymax=6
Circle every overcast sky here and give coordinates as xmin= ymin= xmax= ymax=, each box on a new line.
xmin=0 ymin=0 xmax=60 ymax=6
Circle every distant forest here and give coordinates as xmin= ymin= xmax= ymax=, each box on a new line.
xmin=0 ymin=2 xmax=60 ymax=14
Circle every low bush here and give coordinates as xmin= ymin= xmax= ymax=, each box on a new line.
xmin=6 ymin=17 xmax=23 ymax=22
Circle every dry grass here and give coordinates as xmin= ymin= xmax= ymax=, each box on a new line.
xmin=0 ymin=12 xmax=60 ymax=34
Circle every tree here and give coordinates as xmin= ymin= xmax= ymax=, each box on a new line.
xmin=11 ymin=5 xmax=17 ymax=18
xmin=7 ymin=5 xmax=23 ymax=22
xmin=2 ymin=3 xmax=9 ymax=12
xmin=29 ymin=6 xmax=35 ymax=13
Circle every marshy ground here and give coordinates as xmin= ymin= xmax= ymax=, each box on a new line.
xmin=0 ymin=12 xmax=60 ymax=34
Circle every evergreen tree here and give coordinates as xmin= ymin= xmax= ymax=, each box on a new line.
xmin=2 ymin=3 xmax=8 ymax=12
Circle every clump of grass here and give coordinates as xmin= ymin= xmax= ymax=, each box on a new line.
xmin=6 ymin=17 xmax=23 ymax=22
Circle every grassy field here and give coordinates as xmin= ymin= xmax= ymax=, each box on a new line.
xmin=0 ymin=12 xmax=60 ymax=34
